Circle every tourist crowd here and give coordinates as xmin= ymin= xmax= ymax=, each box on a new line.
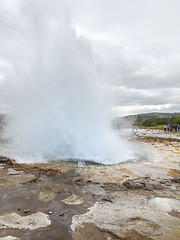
xmin=164 ymin=124 xmax=180 ymax=132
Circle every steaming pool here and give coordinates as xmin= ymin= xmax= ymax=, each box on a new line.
xmin=0 ymin=128 xmax=153 ymax=165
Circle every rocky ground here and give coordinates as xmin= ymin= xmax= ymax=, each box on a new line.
xmin=0 ymin=130 xmax=180 ymax=240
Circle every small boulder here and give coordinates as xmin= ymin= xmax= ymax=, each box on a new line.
xmin=62 ymin=194 xmax=84 ymax=205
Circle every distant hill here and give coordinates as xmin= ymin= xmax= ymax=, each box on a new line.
xmin=122 ymin=112 xmax=180 ymax=121
xmin=112 ymin=112 xmax=180 ymax=128
xmin=133 ymin=112 xmax=180 ymax=119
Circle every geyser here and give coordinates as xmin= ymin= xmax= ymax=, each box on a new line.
xmin=0 ymin=0 xmax=133 ymax=164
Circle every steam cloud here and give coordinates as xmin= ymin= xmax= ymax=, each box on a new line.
xmin=0 ymin=0 xmax=133 ymax=163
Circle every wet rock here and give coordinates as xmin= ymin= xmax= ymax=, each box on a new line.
xmin=64 ymin=177 xmax=84 ymax=183
xmin=7 ymin=168 xmax=23 ymax=175
xmin=0 ymin=157 xmax=61 ymax=176
xmin=102 ymin=183 xmax=125 ymax=192
xmin=171 ymin=177 xmax=180 ymax=183
xmin=21 ymin=175 xmax=38 ymax=184
xmin=159 ymin=179 xmax=172 ymax=186
xmin=159 ymin=179 xmax=168 ymax=184
xmin=85 ymin=184 xmax=106 ymax=196
xmin=168 ymin=209 xmax=180 ymax=219
xmin=38 ymin=185 xmax=64 ymax=202
xmin=102 ymin=195 xmax=113 ymax=203
xmin=144 ymin=182 xmax=154 ymax=191
xmin=123 ymin=230 xmax=153 ymax=240
xmin=23 ymin=209 xmax=31 ymax=214
xmin=122 ymin=178 xmax=163 ymax=191
xmin=74 ymin=223 xmax=120 ymax=240
xmin=164 ymin=181 xmax=172 ymax=186
xmin=123 ymin=179 xmax=145 ymax=189
xmin=0 ymin=212 xmax=51 ymax=230
xmin=62 ymin=194 xmax=84 ymax=205
xmin=127 ymin=217 xmax=163 ymax=236
xmin=71 ymin=191 xmax=180 ymax=239
xmin=73 ymin=218 xmax=157 ymax=240
xmin=151 ymin=181 xmax=163 ymax=190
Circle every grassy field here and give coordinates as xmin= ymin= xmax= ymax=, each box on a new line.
xmin=137 ymin=125 xmax=164 ymax=130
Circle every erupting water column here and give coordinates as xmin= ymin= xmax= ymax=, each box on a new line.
xmin=0 ymin=0 xmax=132 ymax=164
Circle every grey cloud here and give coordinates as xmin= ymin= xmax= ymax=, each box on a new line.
xmin=1 ymin=0 xmax=180 ymax=116
xmin=68 ymin=0 xmax=180 ymax=114
xmin=95 ymin=43 xmax=180 ymax=90
xmin=108 ymin=87 xmax=180 ymax=107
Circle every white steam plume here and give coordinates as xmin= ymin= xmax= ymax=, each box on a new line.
xmin=0 ymin=0 xmax=133 ymax=163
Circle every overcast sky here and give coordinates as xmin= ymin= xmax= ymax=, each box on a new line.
xmin=68 ymin=0 xmax=180 ymax=116
xmin=1 ymin=0 xmax=180 ymax=116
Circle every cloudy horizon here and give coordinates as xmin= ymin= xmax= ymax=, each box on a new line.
xmin=70 ymin=0 xmax=180 ymax=116
xmin=0 ymin=0 xmax=180 ymax=117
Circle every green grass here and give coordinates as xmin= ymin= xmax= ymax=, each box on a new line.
xmin=137 ymin=125 xmax=164 ymax=130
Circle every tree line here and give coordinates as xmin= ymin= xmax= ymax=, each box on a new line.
xmin=135 ymin=115 xmax=180 ymax=127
